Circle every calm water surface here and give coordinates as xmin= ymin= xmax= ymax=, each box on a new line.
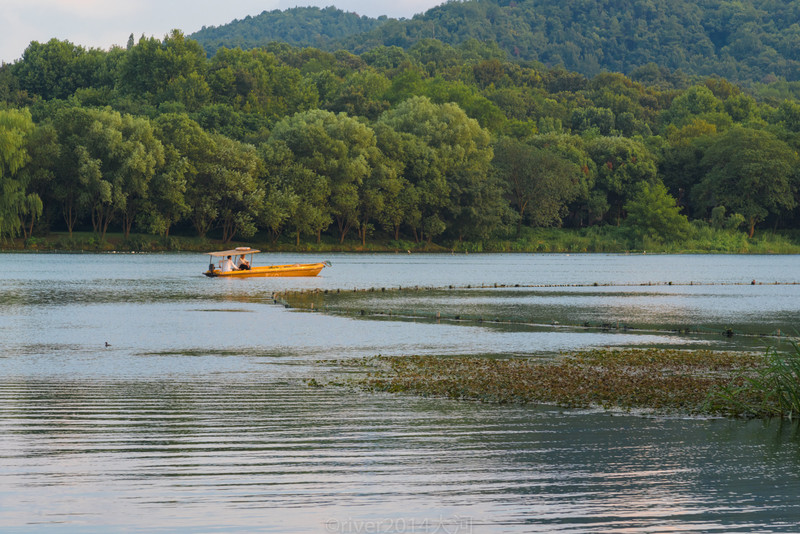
xmin=1 ymin=252 xmax=800 ymax=532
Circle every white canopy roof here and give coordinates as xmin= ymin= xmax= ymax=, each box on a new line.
xmin=206 ymin=247 xmax=260 ymax=257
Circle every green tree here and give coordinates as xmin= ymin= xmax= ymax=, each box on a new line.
xmin=660 ymin=119 xmax=718 ymax=214
xmin=211 ymin=135 xmax=264 ymax=243
xmin=190 ymin=6 xmax=385 ymax=54
xmin=268 ymin=109 xmax=381 ymax=243
xmin=571 ymin=107 xmax=616 ymax=135
xmin=71 ymin=144 xmax=112 ymax=240
xmin=384 ymin=69 xmax=425 ymax=105
xmin=13 ymin=39 xmax=105 ymax=100
xmin=140 ymin=145 xmax=189 ymax=237
xmin=724 ymin=93 xmax=757 ymax=123
xmin=116 ymin=114 xmax=165 ymax=239
xmin=118 ymin=30 xmax=206 ymax=99
xmin=423 ymin=77 xmax=506 ymax=131
xmin=153 ymin=114 xmax=218 ymax=238
xmin=587 ymin=136 xmax=658 ymax=224
xmin=526 ymin=133 xmax=596 ymax=226
xmin=661 ymin=85 xmax=722 ymax=127
xmin=53 ymin=108 xmax=165 ymax=240
xmin=261 ymin=183 xmax=299 ymax=243
xmin=328 ymin=70 xmax=390 ymax=120
xmin=0 ymin=108 xmax=36 ymax=240
xmin=50 ymin=108 xmax=91 ymax=236
xmin=493 ymin=136 xmax=582 ymax=232
xmin=373 ymin=123 xmax=417 ymax=240
xmin=50 ymin=107 xmax=167 ymax=240
xmin=260 ymin=140 xmax=330 ymax=245
xmin=694 ymin=127 xmax=799 ymax=237
xmin=378 ymin=96 xmax=500 ymax=242
xmin=623 ymin=181 xmax=692 ymax=244
xmin=356 ymin=149 xmax=402 ymax=245
xmin=163 ymin=72 xmax=212 ymax=112
xmin=155 ymin=113 xmax=263 ymax=241
xmin=17 ymin=123 xmax=59 ymax=238
xmin=206 ymin=47 xmax=318 ymax=121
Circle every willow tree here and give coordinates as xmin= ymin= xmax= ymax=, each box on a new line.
xmin=52 ymin=107 xmax=164 ymax=241
xmin=154 ymin=114 xmax=218 ymax=238
xmin=211 ymin=134 xmax=265 ymax=243
xmin=268 ymin=109 xmax=382 ymax=243
xmin=17 ymin=123 xmax=58 ymax=239
xmin=378 ymin=96 xmax=501 ymax=242
xmin=261 ymin=139 xmax=330 ymax=246
xmin=117 ymin=114 xmax=165 ymax=239
xmin=0 ymin=108 xmax=35 ymax=240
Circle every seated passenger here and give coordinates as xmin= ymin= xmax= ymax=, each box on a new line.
xmin=221 ymin=255 xmax=235 ymax=272
xmin=236 ymin=256 xmax=251 ymax=270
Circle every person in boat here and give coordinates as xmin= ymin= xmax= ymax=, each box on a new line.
xmin=221 ymin=255 xmax=236 ymax=272
xmin=236 ymin=255 xmax=251 ymax=270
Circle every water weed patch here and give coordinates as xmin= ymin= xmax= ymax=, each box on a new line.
xmin=355 ymin=349 xmax=792 ymax=417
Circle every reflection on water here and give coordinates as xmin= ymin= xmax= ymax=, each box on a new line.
xmin=1 ymin=253 xmax=800 ymax=532
xmin=314 ymin=283 xmax=799 ymax=347
xmin=3 ymin=376 xmax=800 ymax=533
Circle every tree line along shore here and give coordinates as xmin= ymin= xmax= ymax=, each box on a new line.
xmin=3 ymin=226 xmax=800 ymax=254
xmin=2 ymin=32 xmax=800 ymax=251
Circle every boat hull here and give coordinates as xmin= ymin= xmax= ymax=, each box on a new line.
xmin=205 ymin=262 xmax=326 ymax=278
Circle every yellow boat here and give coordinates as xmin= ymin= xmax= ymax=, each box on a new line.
xmin=204 ymin=247 xmax=330 ymax=278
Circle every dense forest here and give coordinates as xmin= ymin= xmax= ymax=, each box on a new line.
xmin=1 ymin=22 xmax=799 ymax=250
xmin=192 ymin=6 xmax=387 ymax=54
xmin=191 ymin=0 xmax=800 ymax=84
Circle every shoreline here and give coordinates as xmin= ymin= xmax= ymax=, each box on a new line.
xmin=3 ymin=226 xmax=800 ymax=255
xmin=4 ymin=248 xmax=800 ymax=255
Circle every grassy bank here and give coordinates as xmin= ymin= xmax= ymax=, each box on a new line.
xmin=454 ymin=226 xmax=800 ymax=254
xmin=3 ymin=225 xmax=800 ymax=254
xmin=351 ymin=347 xmax=800 ymax=418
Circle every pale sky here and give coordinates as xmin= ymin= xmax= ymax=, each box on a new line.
xmin=0 ymin=0 xmax=445 ymax=64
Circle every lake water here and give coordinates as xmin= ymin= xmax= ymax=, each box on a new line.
xmin=1 ymin=252 xmax=800 ymax=532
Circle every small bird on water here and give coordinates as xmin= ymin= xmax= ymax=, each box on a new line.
xmin=104 ymin=341 xmax=111 ymax=347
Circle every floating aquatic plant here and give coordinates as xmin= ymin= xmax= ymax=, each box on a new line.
xmin=357 ymin=349 xmax=769 ymax=416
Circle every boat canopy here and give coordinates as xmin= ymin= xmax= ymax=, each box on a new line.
xmin=206 ymin=247 xmax=261 ymax=257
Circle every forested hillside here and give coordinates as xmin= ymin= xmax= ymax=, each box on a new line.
xmin=1 ymin=29 xmax=799 ymax=250
xmin=192 ymin=6 xmax=388 ymax=55
xmin=191 ymin=0 xmax=800 ymax=84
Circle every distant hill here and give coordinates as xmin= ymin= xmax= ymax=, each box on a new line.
xmin=190 ymin=6 xmax=389 ymax=55
xmin=190 ymin=0 xmax=800 ymax=83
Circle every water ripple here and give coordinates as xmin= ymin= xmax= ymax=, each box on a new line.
xmin=2 ymin=378 xmax=800 ymax=532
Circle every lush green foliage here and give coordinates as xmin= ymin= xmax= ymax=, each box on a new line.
xmin=191 ymin=0 xmax=800 ymax=84
xmin=493 ymin=136 xmax=582 ymax=230
xmin=356 ymin=345 xmax=800 ymax=419
xmin=710 ymin=343 xmax=800 ymax=418
xmin=693 ymin=127 xmax=799 ymax=237
xmin=1 ymin=26 xmax=800 ymax=248
xmin=624 ymin=181 xmax=691 ymax=244
xmin=356 ymin=349 xmax=765 ymax=415
xmin=0 ymin=108 xmax=37 ymax=240
xmin=192 ymin=7 xmax=387 ymax=55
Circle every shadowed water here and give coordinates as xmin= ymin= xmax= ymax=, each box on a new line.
xmin=1 ymin=252 xmax=800 ymax=532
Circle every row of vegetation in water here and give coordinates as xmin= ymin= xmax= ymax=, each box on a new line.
xmin=336 ymin=346 xmax=800 ymax=419
xmin=5 ymin=225 xmax=800 ymax=254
